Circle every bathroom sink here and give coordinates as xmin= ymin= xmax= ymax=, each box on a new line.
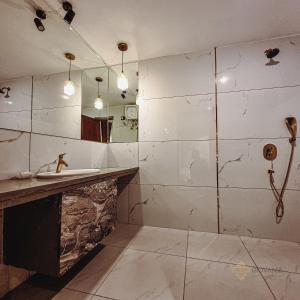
xmin=36 ymin=169 xmax=101 ymax=179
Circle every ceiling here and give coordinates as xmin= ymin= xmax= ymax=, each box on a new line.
xmin=0 ymin=0 xmax=104 ymax=81
xmin=45 ymin=0 xmax=300 ymax=65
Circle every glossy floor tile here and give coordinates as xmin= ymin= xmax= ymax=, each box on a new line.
xmin=241 ymin=236 xmax=300 ymax=273
xmin=187 ymin=231 xmax=255 ymax=266
xmin=6 ymin=225 xmax=300 ymax=300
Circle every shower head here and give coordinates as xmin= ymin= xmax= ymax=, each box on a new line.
xmin=285 ymin=117 xmax=297 ymax=140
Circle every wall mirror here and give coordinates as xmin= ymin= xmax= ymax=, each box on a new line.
xmin=81 ymin=62 xmax=139 ymax=143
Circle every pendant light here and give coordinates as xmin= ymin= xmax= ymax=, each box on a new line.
xmin=64 ymin=52 xmax=75 ymax=96
xmin=117 ymin=42 xmax=128 ymax=90
xmin=94 ymin=77 xmax=104 ymax=110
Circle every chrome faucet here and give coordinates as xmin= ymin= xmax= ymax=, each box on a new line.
xmin=56 ymin=153 xmax=68 ymax=173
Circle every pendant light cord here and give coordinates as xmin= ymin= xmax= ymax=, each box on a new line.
xmin=121 ymin=51 xmax=124 ymax=73
xmin=97 ymin=81 xmax=100 ymax=97
xmin=68 ymin=58 xmax=71 ymax=80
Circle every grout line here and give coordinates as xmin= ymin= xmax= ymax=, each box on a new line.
xmin=0 ymin=109 xmax=31 ymax=114
xmin=182 ymin=229 xmax=190 ymax=300
xmin=239 ymin=237 xmax=277 ymax=300
xmin=65 ymin=287 xmax=118 ymax=300
xmin=32 ymin=104 xmax=81 ymax=111
xmin=141 ymin=91 xmax=215 ymax=101
xmin=214 ymin=47 xmax=220 ymax=234
xmin=217 ymin=83 xmax=300 ymax=95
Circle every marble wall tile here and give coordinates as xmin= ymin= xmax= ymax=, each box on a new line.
xmin=219 ymin=188 xmax=300 ymax=242
xmin=218 ymin=86 xmax=300 ymax=139
xmin=217 ymin=35 xmax=300 ymax=92
xmin=0 ymin=77 xmax=32 ymax=132
xmin=139 ymin=94 xmax=216 ymax=142
xmin=128 ymin=184 xmax=218 ymax=232
xmin=139 ymin=50 xmax=215 ymax=100
xmin=30 ymin=133 xmax=107 ymax=173
xmin=0 ymin=129 xmax=30 ymax=180
xmin=138 ymin=140 xmax=216 ymax=186
xmin=32 ymin=106 xmax=81 ymax=139
xmin=218 ymin=138 xmax=300 ymax=189
xmin=107 ymin=143 xmax=138 ymax=168
xmin=33 ymin=71 xmax=81 ymax=109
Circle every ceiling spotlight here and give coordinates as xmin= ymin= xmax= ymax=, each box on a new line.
xmin=34 ymin=9 xmax=46 ymax=32
xmin=94 ymin=77 xmax=104 ymax=110
xmin=64 ymin=52 xmax=76 ymax=96
xmin=117 ymin=42 xmax=128 ymax=91
xmin=63 ymin=1 xmax=75 ymax=24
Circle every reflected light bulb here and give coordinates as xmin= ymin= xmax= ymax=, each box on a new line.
xmin=64 ymin=80 xmax=75 ymax=96
xmin=136 ymin=93 xmax=143 ymax=106
xmin=117 ymin=72 xmax=128 ymax=90
xmin=94 ymin=97 xmax=104 ymax=110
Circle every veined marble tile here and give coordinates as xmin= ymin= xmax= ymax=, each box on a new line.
xmin=128 ymin=184 xmax=218 ymax=232
xmin=219 ymin=188 xmax=300 ymax=242
xmin=33 ymin=71 xmax=81 ymax=109
xmin=241 ymin=236 xmax=300 ymax=273
xmin=0 ymin=77 xmax=32 ymax=113
xmin=218 ymin=138 xmax=300 ymax=189
xmin=96 ymin=249 xmax=185 ymax=300
xmin=187 ymin=231 xmax=254 ymax=266
xmin=107 ymin=142 xmax=138 ymax=168
xmin=0 ymin=111 xmax=31 ymax=132
xmin=32 ymin=106 xmax=81 ymax=139
xmin=184 ymin=259 xmax=274 ymax=300
xmin=139 ymin=94 xmax=216 ymax=142
xmin=30 ymin=134 xmax=107 ymax=173
xmin=103 ymin=224 xmax=188 ymax=257
xmin=139 ymin=140 xmax=216 ymax=186
xmin=139 ymin=50 xmax=214 ymax=100
xmin=0 ymin=129 xmax=30 ymax=180
xmin=0 ymin=77 xmax=32 ymax=132
xmin=138 ymin=141 xmax=178 ymax=185
xmin=66 ymin=246 xmax=124 ymax=295
xmin=53 ymin=289 xmax=107 ymax=300
xmin=178 ymin=140 xmax=216 ymax=187
xmin=262 ymin=270 xmax=300 ymax=300
xmin=117 ymin=184 xmax=129 ymax=223
xmin=217 ymin=35 xmax=300 ymax=92
xmin=219 ymin=86 xmax=300 ymax=139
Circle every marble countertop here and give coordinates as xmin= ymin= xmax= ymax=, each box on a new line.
xmin=0 ymin=167 xmax=138 ymax=209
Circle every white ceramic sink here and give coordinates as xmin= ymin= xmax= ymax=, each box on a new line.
xmin=36 ymin=169 xmax=101 ymax=179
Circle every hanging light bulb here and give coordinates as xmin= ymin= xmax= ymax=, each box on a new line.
xmin=117 ymin=42 xmax=128 ymax=91
xmin=117 ymin=72 xmax=128 ymax=90
xmin=94 ymin=77 xmax=104 ymax=110
xmin=136 ymin=89 xmax=143 ymax=106
xmin=64 ymin=52 xmax=75 ymax=96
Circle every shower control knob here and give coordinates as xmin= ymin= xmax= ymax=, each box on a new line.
xmin=263 ymin=144 xmax=277 ymax=161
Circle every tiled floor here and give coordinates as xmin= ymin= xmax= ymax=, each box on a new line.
xmin=53 ymin=224 xmax=300 ymax=300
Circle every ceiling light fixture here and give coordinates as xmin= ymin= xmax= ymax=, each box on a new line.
xmin=62 ymin=1 xmax=75 ymax=24
xmin=64 ymin=52 xmax=75 ymax=96
xmin=94 ymin=77 xmax=104 ymax=110
xmin=34 ymin=9 xmax=46 ymax=32
xmin=117 ymin=42 xmax=128 ymax=91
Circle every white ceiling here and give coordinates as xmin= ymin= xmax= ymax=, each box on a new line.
xmin=0 ymin=0 xmax=104 ymax=81
xmin=46 ymin=0 xmax=300 ymax=66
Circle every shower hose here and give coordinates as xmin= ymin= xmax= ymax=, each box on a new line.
xmin=268 ymin=137 xmax=296 ymax=224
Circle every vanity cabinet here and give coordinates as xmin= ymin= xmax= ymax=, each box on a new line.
xmin=3 ymin=179 xmax=118 ymax=277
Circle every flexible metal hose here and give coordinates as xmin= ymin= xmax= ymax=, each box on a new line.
xmin=268 ymin=138 xmax=296 ymax=224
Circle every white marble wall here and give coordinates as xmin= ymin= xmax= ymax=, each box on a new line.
xmin=217 ymin=35 xmax=300 ymax=242
xmin=32 ymin=71 xmax=82 ymax=139
xmin=0 ymin=77 xmax=32 ymax=132
xmin=117 ymin=50 xmax=219 ymax=232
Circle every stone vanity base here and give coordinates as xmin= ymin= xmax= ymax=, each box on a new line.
xmin=60 ymin=179 xmax=118 ymax=274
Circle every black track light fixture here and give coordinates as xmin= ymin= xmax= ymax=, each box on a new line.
xmin=63 ymin=1 xmax=75 ymax=24
xmin=34 ymin=9 xmax=46 ymax=32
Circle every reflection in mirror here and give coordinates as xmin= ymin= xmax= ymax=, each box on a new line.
xmin=108 ymin=63 xmax=139 ymax=143
xmin=81 ymin=67 xmax=110 ymax=143
xmin=81 ymin=63 xmax=139 ymax=143
xmin=0 ymin=0 xmax=105 ymax=137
